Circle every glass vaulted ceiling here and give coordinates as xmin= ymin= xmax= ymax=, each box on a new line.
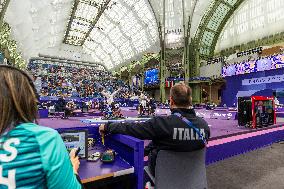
xmin=216 ymin=0 xmax=284 ymax=52
xmin=64 ymin=0 xmax=159 ymax=69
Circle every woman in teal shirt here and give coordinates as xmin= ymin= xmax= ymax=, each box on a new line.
xmin=0 ymin=65 xmax=82 ymax=189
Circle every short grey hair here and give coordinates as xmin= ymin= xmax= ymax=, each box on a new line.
xmin=170 ymin=83 xmax=192 ymax=107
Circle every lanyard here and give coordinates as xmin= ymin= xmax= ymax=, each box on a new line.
xmin=173 ymin=113 xmax=207 ymax=145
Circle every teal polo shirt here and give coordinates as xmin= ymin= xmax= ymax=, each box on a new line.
xmin=0 ymin=123 xmax=81 ymax=189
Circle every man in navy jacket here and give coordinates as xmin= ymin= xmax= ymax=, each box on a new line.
xmin=99 ymin=83 xmax=210 ymax=176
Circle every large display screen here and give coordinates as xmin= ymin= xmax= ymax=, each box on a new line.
xmin=222 ymin=54 xmax=284 ymax=77
xmin=144 ymin=69 xmax=159 ymax=85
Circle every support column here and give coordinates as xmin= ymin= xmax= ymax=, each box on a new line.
xmin=195 ymin=49 xmax=200 ymax=77
xmin=141 ymin=65 xmax=145 ymax=91
xmin=182 ymin=0 xmax=199 ymax=86
xmin=159 ymin=40 xmax=166 ymax=103
xmin=209 ymin=82 xmax=212 ymax=102
xmin=159 ymin=0 xmax=166 ymax=103
xmin=188 ymin=41 xmax=195 ymax=78
xmin=191 ymin=84 xmax=201 ymax=104
xmin=119 ymin=70 xmax=122 ymax=80
xmin=183 ymin=38 xmax=190 ymax=85
xmin=182 ymin=0 xmax=190 ymax=85
xmin=128 ymin=72 xmax=132 ymax=87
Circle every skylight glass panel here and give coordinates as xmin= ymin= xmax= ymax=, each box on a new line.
xmin=95 ymin=47 xmax=105 ymax=58
xmin=120 ymin=40 xmax=134 ymax=59
xmin=102 ymin=40 xmax=115 ymax=54
xmin=111 ymin=49 xmax=122 ymax=65
xmin=200 ymin=47 xmax=210 ymax=55
xmin=64 ymin=0 xmax=100 ymax=45
xmin=91 ymin=53 xmax=103 ymax=63
xmin=92 ymin=56 xmax=101 ymax=63
xmin=133 ymin=31 xmax=147 ymax=51
xmin=69 ymin=30 xmax=84 ymax=38
xmin=97 ymin=16 xmax=112 ymax=33
xmin=225 ymin=0 xmax=238 ymax=6
xmin=84 ymin=39 xmax=98 ymax=50
xmin=108 ymin=27 xmax=120 ymax=41
xmin=107 ymin=3 xmax=127 ymax=22
xmin=135 ymin=1 xmax=151 ymax=21
xmin=90 ymin=31 xmax=105 ymax=44
xmin=76 ymin=3 xmax=98 ymax=20
xmin=207 ymin=4 xmax=230 ymax=31
xmin=113 ymin=35 xmax=127 ymax=46
xmin=201 ymin=31 xmax=214 ymax=46
xmin=83 ymin=46 xmax=93 ymax=54
xmin=103 ymin=55 xmax=112 ymax=65
xmin=135 ymin=1 xmax=152 ymax=24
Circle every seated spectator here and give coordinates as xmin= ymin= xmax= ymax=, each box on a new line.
xmin=0 ymin=65 xmax=82 ymax=189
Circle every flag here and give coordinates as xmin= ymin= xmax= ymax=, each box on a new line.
xmin=165 ymin=80 xmax=175 ymax=88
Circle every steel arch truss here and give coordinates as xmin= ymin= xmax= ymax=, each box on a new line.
xmin=0 ymin=0 xmax=10 ymax=25
xmin=194 ymin=0 xmax=244 ymax=59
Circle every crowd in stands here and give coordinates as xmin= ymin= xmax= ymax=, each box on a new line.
xmin=28 ymin=62 xmax=148 ymax=102
xmin=27 ymin=62 xmax=162 ymax=120
xmin=28 ymin=62 xmax=128 ymax=98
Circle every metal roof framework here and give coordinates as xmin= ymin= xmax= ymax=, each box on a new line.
xmin=63 ymin=0 xmax=160 ymax=69
xmin=0 ymin=0 xmax=10 ymax=25
xmin=194 ymin=0 xmax=244 ymax=59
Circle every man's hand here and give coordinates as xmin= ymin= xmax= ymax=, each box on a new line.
xmin=99 ymin=124 xmax=106 ymax=135
xmin=69 ymin=148 xmax=80 ymax=175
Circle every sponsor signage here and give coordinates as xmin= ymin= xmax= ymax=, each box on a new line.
xmin=242 ymin=74 xmax=284 ymax=86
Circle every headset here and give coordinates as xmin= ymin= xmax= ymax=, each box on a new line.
xmin=0 ymin=65 xmax=39 ymax=100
